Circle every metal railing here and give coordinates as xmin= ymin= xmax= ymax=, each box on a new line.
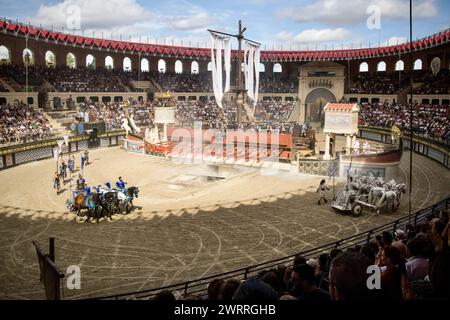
xmin=94 ymin=196 xmax=449 ymax=300
xmin=361 ymin=126 xmax=450 ymax=149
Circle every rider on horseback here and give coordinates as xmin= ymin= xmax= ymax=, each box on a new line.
xmin=116 ymin=177 xmax=126 ymax=191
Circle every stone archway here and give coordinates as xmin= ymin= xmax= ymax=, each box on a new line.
xmin=305 ymin=88 xmax=337 ymax=125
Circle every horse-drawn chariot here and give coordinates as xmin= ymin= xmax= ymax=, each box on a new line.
xmin=332 ymin=176 xmax=406 ymax=216
xmin=65 ymin=186 xmax=140 ymax=222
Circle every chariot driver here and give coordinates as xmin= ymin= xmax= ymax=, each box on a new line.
xmin=345 ymin=176 xmax=354 ymax=191
xmin=116 ymin=176 xmax=126 ymax=190
xmin=76 ymin=174 xmax=86 ymax=191
xmin=104 ymin=182 xmax=112 ymax=191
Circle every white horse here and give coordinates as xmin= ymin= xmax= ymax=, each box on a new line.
xmin=121 ymin=118 xmax=131 ymax=137
xmin=394 ymin=183 xmax=407 ymax=202
xmin=369 ymin=186 xmax=386 ymax=205
xmin=376 ymin=190 xmax=398 ymax=212
xmin=128 ymin=114 xmax=141 ymax=135
xmin=376 ymin=183 xmax=406 ymax=213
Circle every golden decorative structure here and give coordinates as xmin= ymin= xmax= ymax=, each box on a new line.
xmin=158 ymin=91 xmax=176 ymax=108
xmin=161 ymin=91 xmax=174 ymax=100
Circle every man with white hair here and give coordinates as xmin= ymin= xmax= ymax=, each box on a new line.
xmin=392 ymin=229 xmax=408 ymax=258
xmin=363 ymin=140 xmax=370 ymax=154
xmin=352 ymin=139 xmax=361 ymax=155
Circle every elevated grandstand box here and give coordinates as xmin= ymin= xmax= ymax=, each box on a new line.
xmin=83 ymin=121 xmax=106 ymax=135
xmin=154 ymin=107 xmax=175 ymax=124
xmin=324 ymin=103 xmax=359 ymax=135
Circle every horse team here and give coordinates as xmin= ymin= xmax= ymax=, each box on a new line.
xmin=66 ymin=184 xmax=140 ymax=223
xmin=346 ymin=176 xmax=407 ymax=213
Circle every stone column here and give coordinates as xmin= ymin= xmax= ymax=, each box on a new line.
xmin=331 ymin=133 xmax=336 ymax=158
xmin=351 ymin=134 xmax=356 ymax=147
xmin=324 ymin=133 xmax=331 ymax=160
xmin=346 ymin=134 xmax=351 ymax=155
xmin=163 ymin=124 xmax=168 ymax=142
xmin=299 ymin=101 xmax=306 ymax=124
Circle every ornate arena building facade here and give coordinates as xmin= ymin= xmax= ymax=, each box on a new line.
xmin=0 ymin=18 xmax=449 ymax=300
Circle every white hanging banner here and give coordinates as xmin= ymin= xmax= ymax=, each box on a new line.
xmin=253 ymin=46 xmax=261 ymax=110
xmin=209 ymin=33 xmax=231 ymax=109
xmin=244 ymin=45 xmax=249 ymax=97
xmin=210 ymin=34 xmax=222 ymax=109
xmin=63 ymin=135 xmax=69 ymax=147
xmin=247 ymin=46 xmax=255 ymax=101
xmin=57 ymin=139 xmax=64 ymax=149
xmin=53 ymin=146 xmax=60 ymax=161
xmin=243 ymin=41 xmax=261 ymax=109
xmin=216 ymin=38 xmax=223 ymax=105
xmin=224 ymin=38 xmax=231 ymax=93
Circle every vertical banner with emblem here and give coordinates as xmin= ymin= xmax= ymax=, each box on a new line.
xmin=63 ymin=135 xmax=69 ymax=149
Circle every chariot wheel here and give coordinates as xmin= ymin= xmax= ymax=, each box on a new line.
xmin=351 ymin=203 xmax=363 ymax=217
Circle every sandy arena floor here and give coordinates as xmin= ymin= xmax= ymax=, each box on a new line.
xmin=0 ymin=146 xmax=448 ymax=299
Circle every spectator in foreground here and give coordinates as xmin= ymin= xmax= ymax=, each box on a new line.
xmin=291 ymin=264 xmax=330 ymax=301
xmin=329 ymin=251 xmax=373 ymax=300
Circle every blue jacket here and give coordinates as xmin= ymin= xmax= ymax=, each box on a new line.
xmin=116 ymin=181 xmax=126 ymax=189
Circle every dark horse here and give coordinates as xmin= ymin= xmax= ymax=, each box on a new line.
xmin=121 ymin=186 xmax=139 ymax=213
xmin=74 ymin=193 xmax=104 ymax=222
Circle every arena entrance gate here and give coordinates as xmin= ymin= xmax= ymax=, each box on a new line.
xmin=305 ymin=88 xmax=337 ymax=127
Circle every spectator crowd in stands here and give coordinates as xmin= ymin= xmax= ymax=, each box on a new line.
xmin=359 ymin=102 xmax=450 ymax=142
xmin=43 ymin=66 xmax=127 ymax=92
xmin=0 ymin=102 xmax=53 ymax=144
xmin=152 ymin=209 xmax=449 ymax=301
xmin=0 ymin=82 xmax=8 ymax=92
xmin=350 ymin=73 xmax=400 ymax=94
xmin=413 ymin=70 xmax=450 ymax=94
xmin=79 ymin=101 xmax=156 ymax=131
xmin=3 ymin=62 xmax=450 ymax=96
xmin=259 ymin=75 xmax=298 ymax=93
xmin=74 ymin=99 xmax=296 ymax=132
xmin=0 ymin=64 xmax=43 ymax=89
xmin=159 ymin=72 xmax=212 ymax=93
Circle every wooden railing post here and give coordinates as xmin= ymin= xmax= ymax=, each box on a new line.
xmin=49 ymin=237 xmax=55 ymax=262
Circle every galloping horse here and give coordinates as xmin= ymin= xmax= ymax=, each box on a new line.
xmin=117 ymin=186 xmax=139 ymax=213
xmin=73 ymin=193 xmax=103 ymax=222
xmin=101 ymin=190 xmax=120 ymax=217
xmin=369 ymin=186 xmax=385 ymax=205
xmin=393 ymin=183 xmax=407 ymax=204
xmin=374 ymin=183 xmax=407 ymax=213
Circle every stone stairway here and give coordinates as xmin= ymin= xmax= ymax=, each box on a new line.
xmin=287 ymin=100 xmax=301 ymax=122
xmin=0 ymin=76 xmax=20 ymax=92
xmin=291 ymin=136 xmax=315 ymax=162
xmin=150 ymin=78 xmax=162 ymax=92
xmin=114 ymin=75 xmax=132 ymax=92
xmin=46 ymin=110 xmax=78 ymax=136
